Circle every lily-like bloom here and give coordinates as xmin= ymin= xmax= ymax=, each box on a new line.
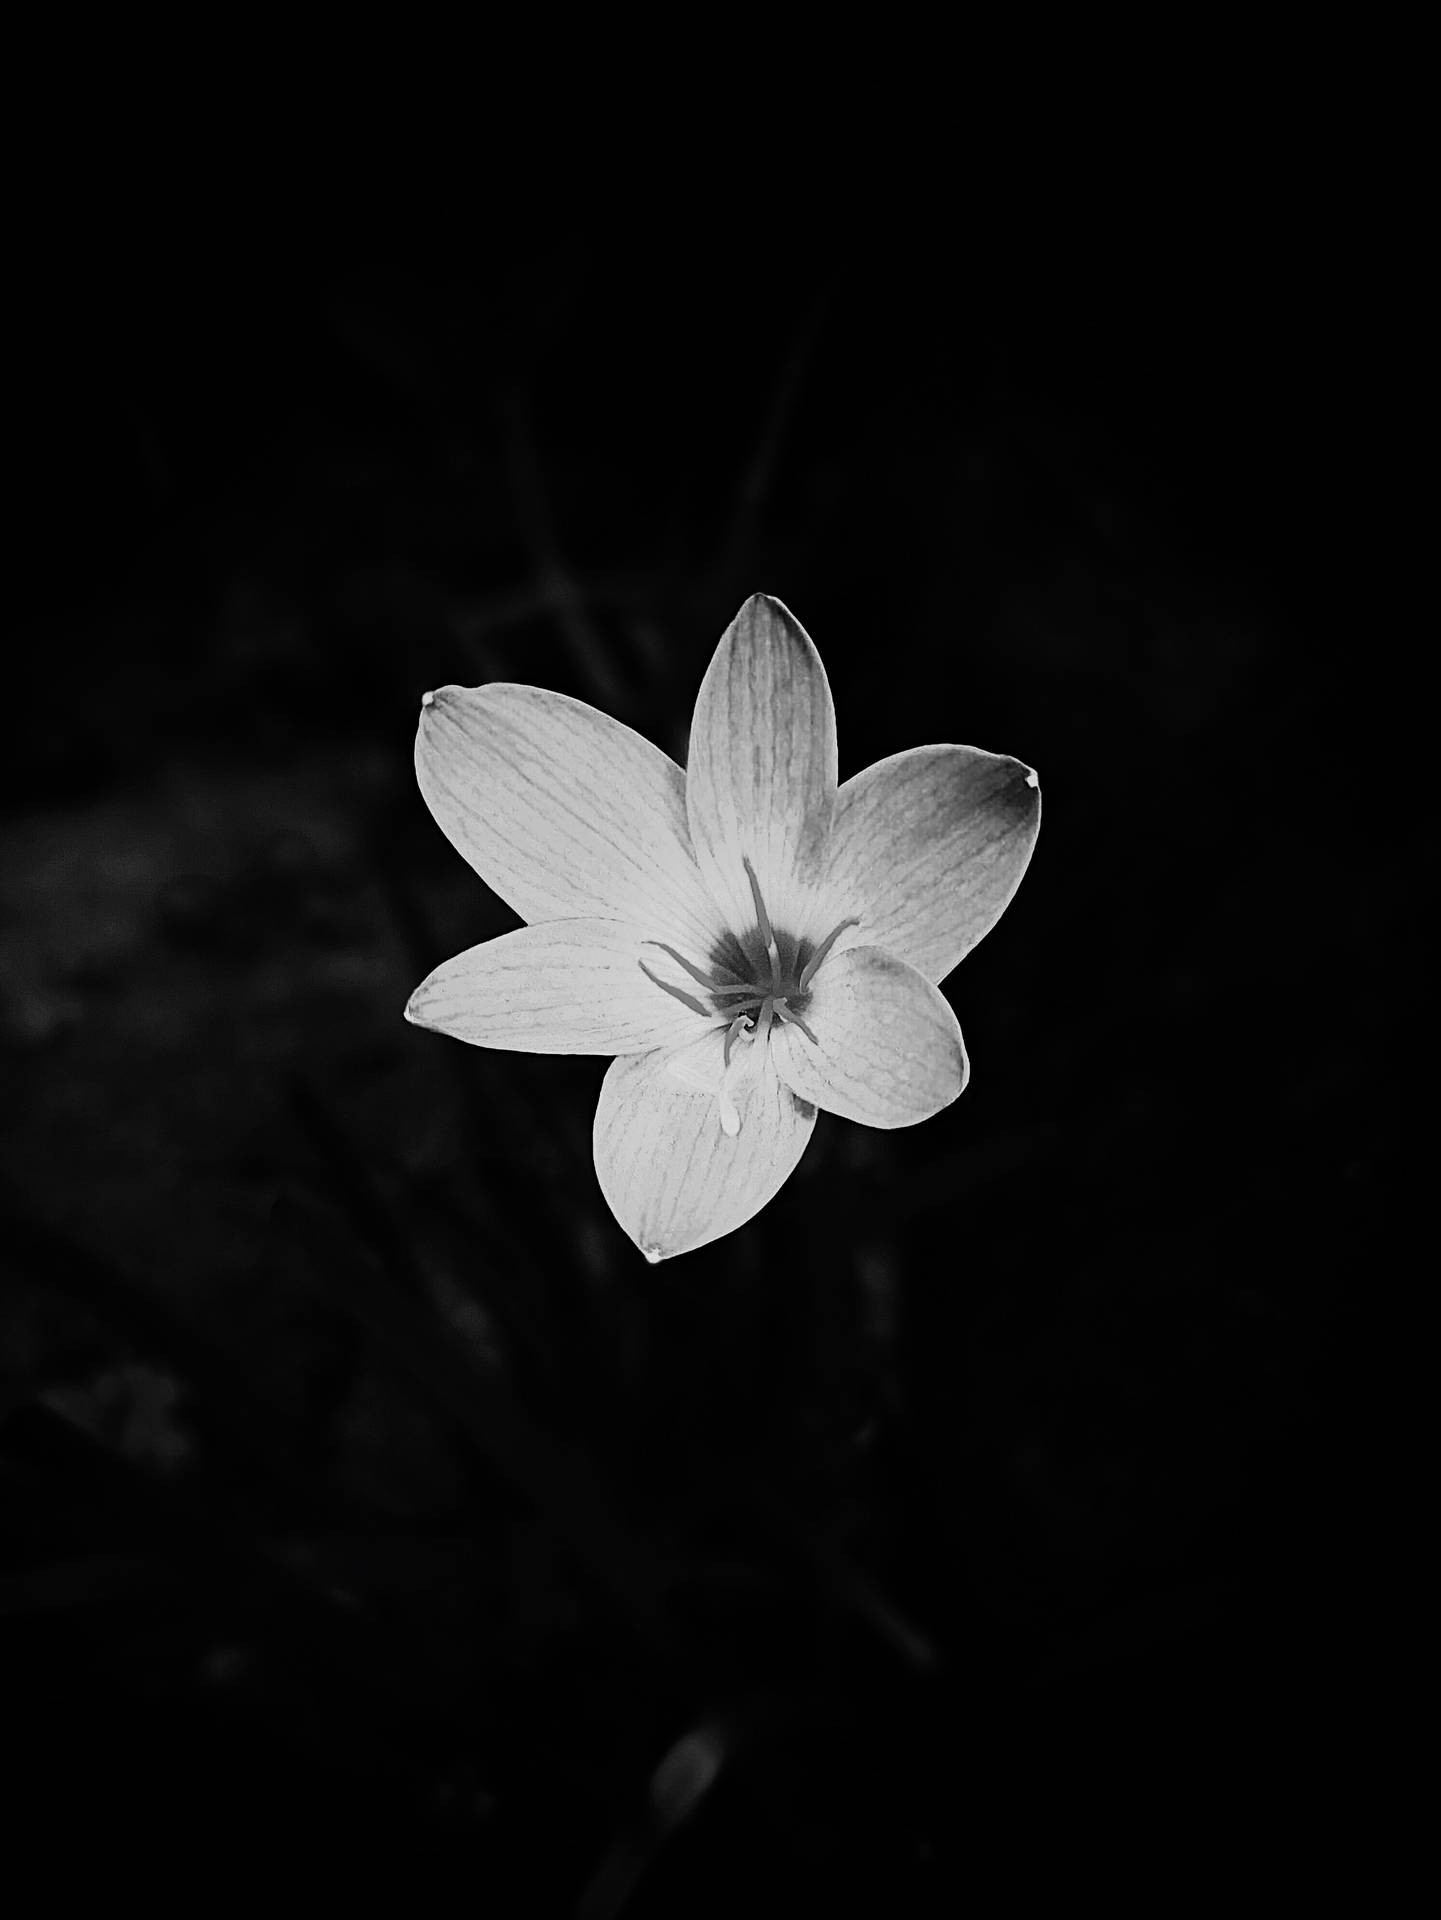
xmin=407 ymin=595 xmax=1040 ymax=1260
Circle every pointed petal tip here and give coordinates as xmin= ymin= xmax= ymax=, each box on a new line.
xmin=992 ymin=756 xmax=1043 ymax=833
xmin=1022 ymin=770 xmax=1041 ymax=821
xmin=417 ymin=683 xmax=463 ymax=717
xmin=743 ymin=589 xmax=791 ymax=618
xmin=1008 ymin=758 xmax=1040 ymax=807
xmin=722 ymin=591 xmax=811 ymax=644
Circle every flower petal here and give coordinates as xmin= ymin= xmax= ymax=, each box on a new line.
xmin=808 ymin=745 xmax=1040 ymax=985
xmin=769 ymin=944 xmax=968 ymax=1128
xmin=685 ymin=594 xmax=838 ymax=941
xmin=593 ymin=1030 xmax=817 ymax=1260
xmin=405 ymin=919 xmax=712 ymax=1055
xmin=416 ymin=683 xmax=725 ymax=951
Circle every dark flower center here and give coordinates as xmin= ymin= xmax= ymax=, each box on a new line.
xmin=640 ymin=857 xmax=859 ymax=1086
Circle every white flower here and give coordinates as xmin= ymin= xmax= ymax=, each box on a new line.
xmin=407 ymin=595 xmax=1040 ymax=1260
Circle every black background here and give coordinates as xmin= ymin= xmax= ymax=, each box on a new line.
xmin=1 ymin=161 xmax=1409 ymax=1911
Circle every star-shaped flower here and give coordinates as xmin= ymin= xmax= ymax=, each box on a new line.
xmin=407 ymin=594 xmax=1040 ymax=1260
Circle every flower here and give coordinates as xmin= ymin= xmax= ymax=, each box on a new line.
xmin=406 ymin=594 xmax=1040 ymax=1260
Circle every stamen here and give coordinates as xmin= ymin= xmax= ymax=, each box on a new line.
xmin=637 ymin=958 xmax=712 ymax=1019
xmin=643 ymin=940 xmax=744 ymax=993
xmin=772 ymin=1003 xmax=819 ymax=1046
xmin=799 ymin=917 xmax=860 ymax=992
xmin=642 ymin=868 xmax=840 ymax=1138
xmin=741 ymin=856 xmax=781 ymax=985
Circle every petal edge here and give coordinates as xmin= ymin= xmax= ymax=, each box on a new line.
xmin=685 ymin=595 xmax=838 ymax=941
xmin=593 ymin=1037 xmax=816 ymax=1259
xmin=416 ymin=682 xmax=725 ymax=951
xmin=407 ymin=919 xmax=712 ymax=1055
xmin=770 ymin=944 xmax=968 ymax=1128
xmin=808 ymin=744 xmax=1040 ymax=985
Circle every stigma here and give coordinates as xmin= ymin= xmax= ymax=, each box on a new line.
xmin=643 ymin=857 xmax=857 ymax=1135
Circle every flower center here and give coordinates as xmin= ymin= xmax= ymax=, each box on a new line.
xmin=639 ymin=858 xmax=858 ymax=1135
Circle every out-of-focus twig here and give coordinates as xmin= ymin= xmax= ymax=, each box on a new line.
xmin=710 ymin=283 xmax=832 ymax=600
xmin=277 ymin=1183 xmax=675 ymax=1646
xmin=496 ymin=379 xmax=626 ymax=710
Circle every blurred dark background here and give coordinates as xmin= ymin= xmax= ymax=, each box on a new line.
xmin=0 ymin=178 xmax=1409 ymax=1910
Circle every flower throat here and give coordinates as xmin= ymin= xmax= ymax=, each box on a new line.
xmin=639 ymin=858 xmax=857 ymax=1133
